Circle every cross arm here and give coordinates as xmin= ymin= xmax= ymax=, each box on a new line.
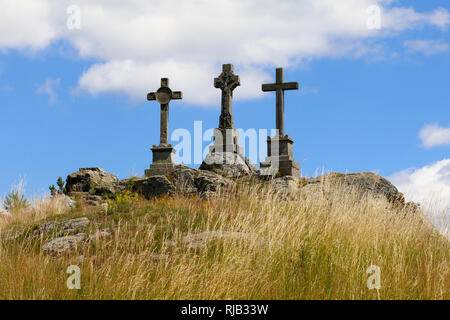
xmin=282 ymin=82 xmax=299 ymax=91
xmin=262 ymin=82 xmax=299 ymax=92
xmin=172 ymin=91 xmax=183 ymax=100
xmin=262 ymin=83 xmax=277 ymax=92
xmin=147 ymin=92 xmax=156 ymax=101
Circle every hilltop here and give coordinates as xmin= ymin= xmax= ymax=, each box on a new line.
xmin=0 ymin=167 xmax=448 ymax=299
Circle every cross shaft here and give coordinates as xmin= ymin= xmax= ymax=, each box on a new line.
xmin=262 ymin=68 xmax=298 ymax=137
xmin=147 ymin=78 xmax=182 ymax=146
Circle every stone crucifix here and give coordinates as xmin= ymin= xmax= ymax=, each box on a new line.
xmin=262 ymin=68 xmax=299 ymax=137
xmin=147 ymin=78 xmax=183 ymax=146
xmin=214 ymin=64 xmax=240 ymax=129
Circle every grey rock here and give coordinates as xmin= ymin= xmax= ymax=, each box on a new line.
xmin=60 ymin=218 xmax=90 ymax=231
xmin=168 ymin=165 xmax=234 ymax=197
xmin=170 ymin=166 xmax=197 ymax=194
xmin=194 ymin=170 xmax=234 ymax=197
xmin=65 ymin=168 xmax=119 ymax=195
xmin=42 ymin=233 xmax=87 ymax=256
xmin=59 ymin=194 xmax=77 ymax=210
xmin=132 ymin=175 xmax=174 ymax=199
xmin=35 ymin=217 xmax=90 ymax=236
xmin=69 ymin=192 xmax=106 ymax=207
xmin=89 ymin=229 xmax=112 ymax=240
xmin=304 ymin=172 xmax=405 ymax=205
xmin=200 ymin=152 xmax=255 ymax=178
xmin=271 ymin=176 xmax=299 ymax=193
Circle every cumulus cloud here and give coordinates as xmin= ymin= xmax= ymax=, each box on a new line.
xmin=36 ymin=78 xmax=61 ymax=105
xmin=404 ymin=39 xmax=449 ymax=55
xmin=419 ymin=124 xmax=450 ymax=148
xmin=1 ymin=1 xmax=449 ymax=105
xmin=0 ymin=0 xmax=61 ymax=50
xmin=389 ymin=159 xmax=450 ymax=236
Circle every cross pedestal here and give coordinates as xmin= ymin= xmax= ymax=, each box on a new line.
xmin=145 ymin=78 xmax=182 ymax=177
xmin=145 ymin=145 xmax=176 ymax=177
xmin=260 ymin=68 xmax=300 ymax=177
xmin=260 ymin=135 xmax=300 ymax=177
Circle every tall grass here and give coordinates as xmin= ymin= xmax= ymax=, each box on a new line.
xmin=0 ymin=179 xmax=448 ymax=300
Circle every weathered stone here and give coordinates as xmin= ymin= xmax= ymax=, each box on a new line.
xmin=201 ymin=64 xmax=255 ymax=178
xmin=132 ymin=175 xmax=175 ymax=199
xmin=260 ymin=68 xmax=300 ymax=177
xmin=271 ymin=176 xmax=299 ymax=195
xmin=200 ymin=152 xmax=254 ymax=178
xmin=59 ymin=194 xmax=77 ymax=210
xmin=35 ymin=217 xmax=90 ymax=236
xmin=60 ymin=218 xmax=90 ymax=231
xmin=194 ymin=170 xmax=234 ymax=196
xmin=214 ymin=64 xmax=240 ymax=129
xmin=304 ymin=172 xmax=406 ymax=205
xmin=170 ymin=166 xmax=197 ymax=194
xmin=146 ymin=78 xmax=182 ymax=177
xmin=69 ymin=192 xmax=106 ymax=207
xmin=89 ymin=229 xmax=112 ymax=240
xmin=65 ymin=168 xmax=118 ymax=195
xmin=42 ymin=233 xmax=87 ymax=256
xmin=166 ymin=165 xmax=234 ymax=197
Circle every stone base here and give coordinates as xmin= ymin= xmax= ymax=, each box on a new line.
xmin=260 ymin=135 xmax=300 ymax=177
xmin=145 ymin=145 xmax=176 ymax=177
xmin=201 ymin=127 xmax=256 ymax=177
xmin=209 ymin=128 xmax=243 ymax=154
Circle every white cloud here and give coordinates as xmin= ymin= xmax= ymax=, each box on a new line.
xmin=0 ymin=0 xmax=61 ymax=50
xmin=36 ymin=78 xmax=61 ymax=105
xmin=78 ymin=60 xmax=270 ymax=105
xmin=389 ymin=159 xmax=450 ymax=236
xmin=1 ymin=1 xmax=449 ymax=105
xmin=419 ymin=124 xmax=450 ymax=148
xmin=404 ymin=39 xmax=449 ymax=55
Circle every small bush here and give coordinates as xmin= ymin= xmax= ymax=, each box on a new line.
xmin=4 ymin=182 xmax=29 ymax=214
xmin=107 ymin=191 xmax=140 ymax=214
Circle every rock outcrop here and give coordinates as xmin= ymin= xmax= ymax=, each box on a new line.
xmin=62 ymin=167 xmax=416 ymax=213
xmin=42 ymin=233 xmax=88 ymax=256
xmin=34 ymin=217 xmax=90 ymax=236
xmin=65 ymin=168 xmax=119 ymax=195
xmin=200 ymin=153 xmax=257 ymax=178
xmin=304 ymin=172 xmax=405 ymax=204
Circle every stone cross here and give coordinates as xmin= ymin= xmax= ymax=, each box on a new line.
xmin=147 ymin=78 xmax=182 ymax=146
xmin=214 ymin=64 xmax=240 ymax=129
xmin=262 ymin=68 xmax=298 ymax=137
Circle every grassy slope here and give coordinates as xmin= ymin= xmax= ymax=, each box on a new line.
xmin=0 ymin=182 xmax=449 ymax=300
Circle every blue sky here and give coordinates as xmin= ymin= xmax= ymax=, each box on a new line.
xmin=0 ymin=0 xmax=449 ymax=215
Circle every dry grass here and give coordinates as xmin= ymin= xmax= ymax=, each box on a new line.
xmin=0 ymin=180 xmax=448 ymax=300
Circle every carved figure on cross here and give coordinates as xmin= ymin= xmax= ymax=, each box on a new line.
xmin=214 ymin=64 xmax=240 ymax=129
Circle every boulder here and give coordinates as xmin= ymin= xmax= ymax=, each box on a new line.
xmin=131 ymin=176 xmax=175 ymax=199
xmin=34 ymin=217 xmax=90 ymax=236
xmin=165 ymin=165 xmax=234 ymax=198
xmin=69 ymin=192 xmax=107 ymax=207
xmin=65 ymin=168 xmax=118 ymax=195
xmin=304 ymin=172 xmax=405 ymax=205
xmin=42 ymin=233 xmax=87 ymax=256
xmin=200 ymin=152 xmax=256 ymax=178
xmin=271 ymin=176 xmax=300 ymax=194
